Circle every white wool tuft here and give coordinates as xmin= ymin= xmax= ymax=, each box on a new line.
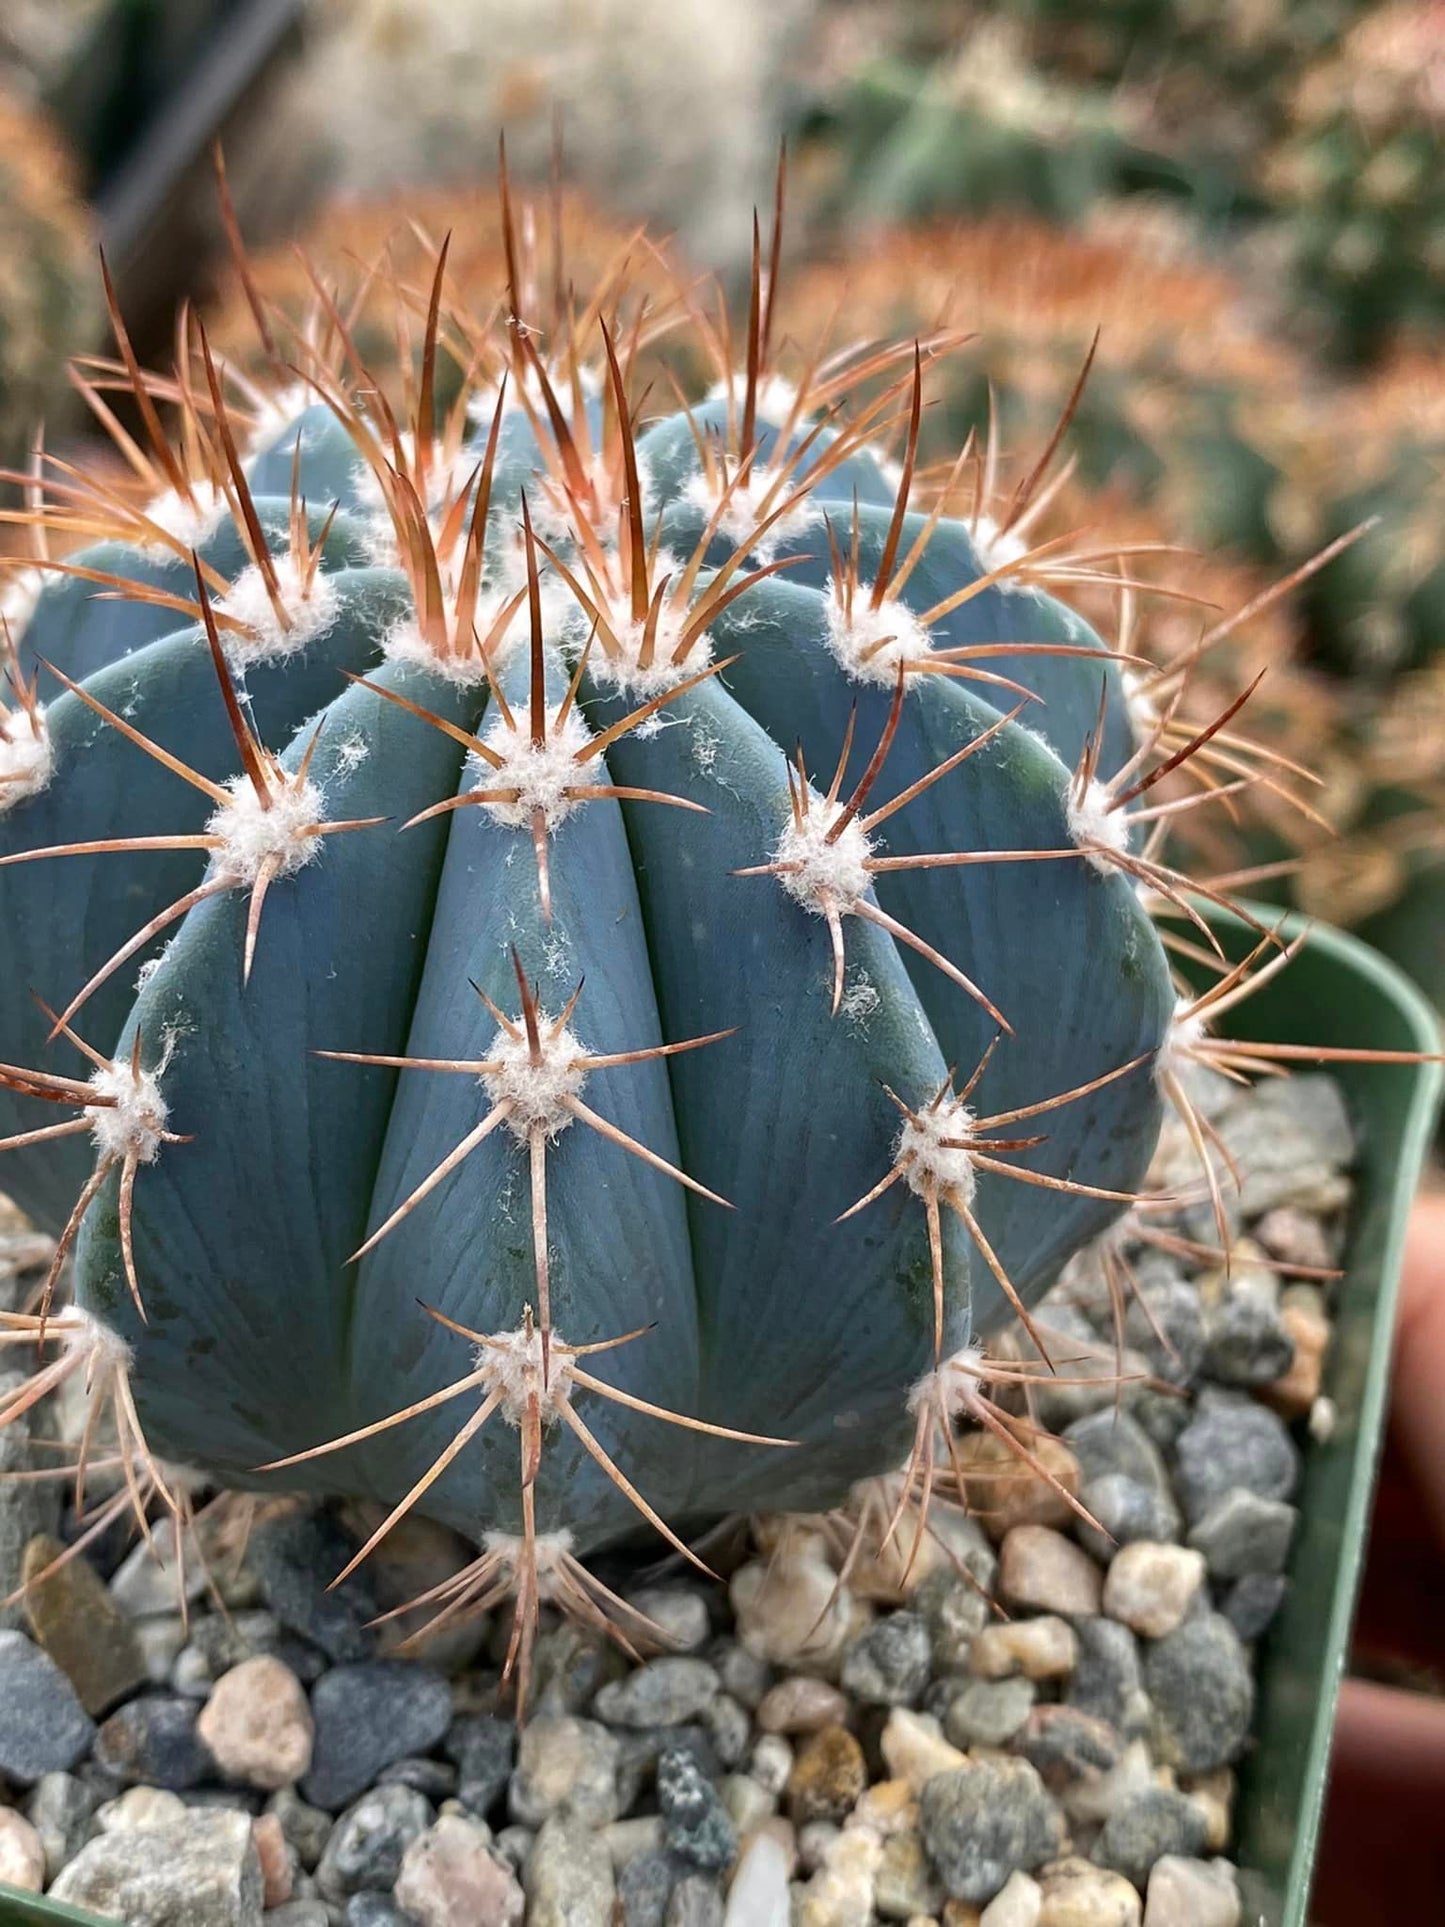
xmin=908 ymin=1344 xmax=991 ymax=1422
xmin=86 ymin=1061 xmax=169 ymax=1164
xmin=1156 ymin=996 xmax=1208 ymax=1087
xmin=822 ymin=581 xmax=932 ymax=685
xmin=137 ymin=481 xmax=228 ymax=558
xmin=481 ymin=1020 xmax=588 ymax=1140
xmin=469 ymin=362 xmax=600 ymax=429
xmin=60 ymin=1305 xmax=133 ymax=1374
xmin=1121 ymin=665 xmax=1160 ymax=736
xmin=383 ymin=616 xmax=493 ymax=686
xmin=476 ymin=702 xmax=593 ymax=830
xmin=482 ymin=1527 xmax=576 ymax=1573
xmin=773 ymin=795 xmax=873 ymax=914
xmin=0 ymin=708 xmax=53 ymax=810
xmin=681 ymin=467 xmax=818 ymax=562
xmin=586 ymin=576 xmax=713 ymax=699
xmin=477 ymin=1323 xmax=578 ymax=1423
xmin=350 ymin=433 xmax=478 ymax=516
xmin=218 ymin=553 xmax=341 ymax=666
xmin=1066 ymin=775 xmax=1131 ymax=875
xmin=1 ymin=565 xmax=45 ymax=641
xmin=206 ymin=774 xmax=324 ymax=886
xmin=242 ymin=382 xmax=315 ymax=455
xmin=968 ymin=513 xmax=1030 ymax=587
xmin=706 ymin=372 xmax=806 ymax=427
xmin=897 ymin=1094 xmax=979 ymax=1205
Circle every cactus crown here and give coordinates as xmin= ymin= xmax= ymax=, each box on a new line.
xmin=0 ymin=167 xmax=1364 ymax=1700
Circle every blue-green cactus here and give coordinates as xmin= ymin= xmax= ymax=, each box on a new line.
xmin=0 ymin=199 xmax=1187 ymax=1681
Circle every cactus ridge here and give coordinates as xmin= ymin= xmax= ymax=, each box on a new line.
xmin=0 ymin=175 xmax=1369 ymax=1694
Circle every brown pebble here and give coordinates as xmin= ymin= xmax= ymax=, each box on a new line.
xmin=954 ymin=1431 xmax=1081 ymax=1540
xmin=251 ymin=1811 xmax=292 ymax=1910
xmin=999 ymin=1527 xmax=1103 ymax=1617
xmin=757 ymin=1676 xmax=850 ymax=1735
xmin=21 ymin=1534 xmax=148 ymax=1717
xmin=1260 ymin=1304 xmax=1330 ymax=1418
xmin=196 ymin=1656 xmax=314 ymax=1790
xmin=786 ymin=1724 xmax=868 ymax=1826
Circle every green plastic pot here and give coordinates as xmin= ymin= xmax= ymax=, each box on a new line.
xmin=0 ymin=908 xmax=1439 ymax=1927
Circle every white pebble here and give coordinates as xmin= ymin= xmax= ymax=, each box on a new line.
xmin=1143 ymin=1855 xmax=1242 ymax=1927
xmin=1103 ymin=1545 xmax=1207 ymax=1638
xmin=970 ymin=1616 xmax=1079 ymax=1680
xmin=725 ymin=1829 xmax=791 ymax=1927
xmin=0 ymin=1809 xmax=45 ymax=1891
xmin=983 ymin=1868 xmax=1044 ymax=1927
xmin=879 ymin=1709 xmax=969 ymax=1793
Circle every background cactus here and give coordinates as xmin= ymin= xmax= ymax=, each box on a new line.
xmin=0 ymin=184 xmax=1219 ymax=1680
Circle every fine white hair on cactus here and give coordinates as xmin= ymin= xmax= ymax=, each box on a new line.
xmin=481 ymin=1020 xmax=589 ymax=1141
xmin=219 ymin=552 xmax=342 ymax=666
xmin=477 ymin=1321 xmax=579 ymax=1424
xmin=1156 ymin=996 xmax=1211 ymax=1088
xmin=242 ymin=381 xmax=316 ymax=454
xmin=706 ymin=371 xmax=806 ymax=426
xmin=1066 ymin=774 xmax=1132 ymax=875
xmin=896 ymin=1095 xmax=980 ymax=1207
xmin=772 ymin=794 xmax=874 ymax=917
xmin=0 ymin=566 xmax=45 ymax=643
xmin=0 ymin=707 xmax=52 ymax=811
xmin=681 ymin=467 xmax=818 ymax=563
xmin=481 ymin=1526 xmax=576 ymax=1575
xmin=968 ymin=513 xmax=1031 ymax=587
xmin=476 ymin=702 xmax=594 ymax=832
xmin=136 ymin=479 xmax=228 ymax=558
xmin=86 ymin=1061 xmax=170 ymax=1165
xmin=61 ymin=1304 xmax=135 ymax=1375
xmin=206 ymin=773 xmax=326 ymax=886
xmin=907 ymin=1344 xmax=991 ymax=1422
xmin=589 ymin=590 xmax=715 ymax=698
xmin=468 ymin=361 xmax=600 ymax=430
xmin=1121 ymin=665 xmax=1161 ymax=736
xmin=822 ymin=579 xmax=933 ymax=685
xmin=382 ymin=614 xmax=497 ymax=686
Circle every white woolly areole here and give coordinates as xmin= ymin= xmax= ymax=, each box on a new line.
xmin=1 ymin=565 xmax=45 ymax=641
xmin=897 ymin=1094 xmax=979 ymax=1206
xmin=481 ymin=1527 xmax=576 ymax=1581
xmin=243 ymin=382 xmax=315 ymax=455
xmin=350 ymin=434 xmax=479 ymax=517
xmin=469 ymin=361 xmax=600 ymax=429
xmin=681 ymin=467 xmax=818 ymax=563
xmin=481 ymin=1021 xmax=588 ymax=1141
xmin=476 ymin=702 xmax=592 ymax=830
xmin=969 ymin=513 xmax=1030 ymax=586
xmin=476 ymin=1323 xmax=577 ymax=1423
xmin=587 ymin=586 xmax=713 ymax=699
xmin=137 ymin=481 xmax=228 ymax=558
xmin=86 ymin=1062 xmax=169 ymax=1164
xmin=773 ymin=797 xmax=873 ymax=914
xmin=382 ymin=616 xmax=493 ymax=687
xmin=1121 ymin=666 xmax=1160 ymax=736
xmin=206 ymin=774 xmax=324 ymax=886
xmin=0 ymin=709 xmax=52 ymax=810
xmin=908 ymin=1344 xmax=989 ymax=1422
xmin=1157 ymin=996 xmax=1208 ymax=1087
xmin=1066 ymin=776 xmax=1130 ymax=875
xmin=60 ymin=1305 xmax=133 ymax=1374
xmin=218 ymin=553 xmax=341 ymax=666
xmin=706 ymin=372 xmax=806 ymax=428
xmin=822 ymin=581 xmax=932 ymax=686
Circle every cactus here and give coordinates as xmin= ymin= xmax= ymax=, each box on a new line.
xmin=0 ymin=181 xmax=1372 ymax=1694
xmin=0 ymin=86 xmax=95 ymax=479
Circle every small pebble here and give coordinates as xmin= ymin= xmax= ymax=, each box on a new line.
xmin=1093 ymin=1789 xmax=1211 ymax=1888
xmin=20 ymin=1533 xmax=149 ymax=1715
xmin=1173 ymin=1393 xmax=1298 ymax=1525
xmin=1065 ymin=1620 xmax=1149 ymax=1739
xmin=443 ymin=1712 xmax=516 ymax=1819
xmin=970 ymin=1618 xmax=1078 ymax=1682
xmin=108 ymin=1522 xmax=208 ymax=1619
xmin=0 ymin=1629 xmax=95 ymax=1781
xmin=1145 ymin=1618 xmax=1254 ymax=1773
xmin=1102 ymin=1546 xmax=1206 ymax=1639
xmin=302 ymin=1660 xmax=452 ymax=1811
xmin=0 ymin=1807 xmax=45 ymax=1891
xmin=981 ymin=1869 xmax=1044 ymax=1927
xmin=724 ymin=1829 xmax=791 ymax=1926
xmin=749 ymin=1732 xmax=794 ymax=1796
xmin=880 ymin=1709 xmax=970 ymax=1792
xmin=787 ymin=1725 xmax=867 ymax=1825
xmin=627 ymin=1588 xmax=712 ymax=1653
xmin=315 ymin=1783 xmax=432 ymax=1900
xmin=24 ymin=1770 xmax=100 ymax=1881
xmin=1264 ymin=1305 xmax=1330 ymax=1419
xmin=757 ymin=1676 xmax=850 ymax=1734
xmin=796 ymin=1824 xmax=882 ymax=1927
xmin=1178 ymin=1771 xmax=1234 ymax=1855
xmin=396 ymin=1811 xmax=525 ymax=1926
xmin=509 ymin=1714 xmax=622 ymax=1828
xmin=876 ymin=1828 xmax=946 ymax=1919
xmin=1202 ymin=1283 xmax=1295 ymax=1389
xmin=1142 ymin=1855 xmax=1241 ymax=1926
xmin=524 ymin=1814 xmax=616 ymax=1925
xmin=730 ymin=1547 xmax=866 ymax=1670
xmin=1076 ymin=1478 xmax=1182 ymax=1564
xmin=1186 ymin=1491 xmax=1296 ymax=1580
xmin=944 ymin=1678 xmax=1036 ymax=1750
xmin=1015 ymin=1706 xmax=1120 ymax=1779
xmin=198 ymin=1655 xmax=315 ymax=1790
xmin=1221 ymin=1573 xmax=1288 ymax=1641
xmin=595 ymin=1656 xmax=721 ymax=1728
xmin=249 ymin=1511 xmax=377 ymax=1664
xmin=667 ymin=1871 xmax=726 ymax=1925
xmin=721 ymin=1770 xmax=776 ymax=1834
xmin=659 ymin=1744 xmax=737 ymax=1871
xmin=267 ymin=1785 xmax=335 ymax=1871
xmin=51 ymin=1808 xmax=262 ymax=1925
xmin=916 ymin=1566 xmax=996 ymax=1671
xmin=1036 ymin=1855 xmax=1141 ymax=1926
xmin=264 ymin=1903 xmax=330 ymax=1927
xmin=346 ymin=1896 xmax=413 ymax=1927
xmin=137 ymin=1615 xmax=189 ymax=1686
xmin=998 ymin=1527 xmax=1103 ymax=1618
xmin=842 ymin=1611 xmax=932 ymax=1707
xmin=615 ymin=1845 xmax=674 ymax=1923
xmin=919 ymin=1760 xmax=1063 ymax=1904
xmin=96 ymin=1786 xmax=188 ymax=1832
xmin=94 ymin=1693 xmax=214 ymax=1791
xmin=798 ymin=1820 xmax=842 ymax=1874
xmin=953 ymin=1430 xmax=1082 ymax=1539
xmin=252 ymin=1808 xmax=292 ymax=1908
xmin=714 ymin=1641 xmax=773 ymax=1710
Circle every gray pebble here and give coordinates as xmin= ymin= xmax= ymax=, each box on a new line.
xmin=626 ymin=1589 xmax=712 ymax=1653
xmin=1146 ymin=1615 xmax=1254 ymax=1772
xmin=1094 ymin=1786 xmax=1211 ymax=1887
xmin=594 ymin=1657 xmax=721 ymax=1728
xmin=618 ymin=1725 xmax=722 ymax=1804
xmin=702 ymin=1693 xmax=751 ymax=1768
xmin=1078 ymin=1474 xmax=1183 ymax=1562
xmin=1223 ymin=1572 xmax=1289 ymax=1641
xmin=267 ymin=1785 xmax=335 ymax=1871
xmin=494 ymin=1823 xmax=534 ymax=1871
xmin=50 ymin=1807 xmax=262 ymax=1925
xmin=24 ymin=1769 xmax=101 ymax=1881
xmin=1066 ymin=1410 xmax=1173 ymax=1496
xmin=1131 ymin=1388 xmax=1195 ymax=1454
xmin=0 ymin=1629 xmax=95 ymax=1782
xmin=345 ymin=1895 xmax=413 ymax=1926
xmin=250 ymin=1512 xmax=377 ymax=1665
xmin=616 ymin=1848 xmax=677 ymax=1926
xmin=107 ymin=1526 xmax=208 ymax=1620
xmin=658 ymin=1745 xmax=737 ymax=1872
xmin=1204 ymin=1285 xmax=1297 ymax=1388
xmin=531 ymin=1625 xmax=626 ymax=1717
xmin=919 ymin=1758 xmax=1063 ymax=1903
xmin=0 ymin=1368 xmax=61 ymax=1634
xmin=711 ymin=1641 xmax=772 ymax=1710
xmin=1213 ymin=1074 xmax=1354 ymax=1217
xmin=527 ymin=1814 xmax=616 ymax=1925
xmin=944 ymin=1677 xmax=1036 ymax=1749
xmin=1066 ymin=1618 xmax=1150 ymax=1739
xmin=1015 ymin=1704 xmax=1121 ymax=1778
xmin=1174 ymin=1390 xmax=1299 ymax=1524
xmin=316 ymin=1782 xmax=432 ymax=1898
xmin=93 ymin=1695 xmax=213 ymax=1791
xmin=840 ymin=1610 xmax=931 ymax=1707
xmin=666 ymin=1870 xmax=725 ymax=1925
xmin=1029 ymin=1306 xmax=1149 ymax=1430
xmin=510 ymin=1715 xmax=622 ymax=1828
xmin=302 ymin=1661 xmax=452 ymax=1811
xmin=444 ymin=1712 xmax=515 ymax=1819
xmin=376 ymin=1756 xmax=455 ymax=1800
xmin=915 ymin=1564 xmax=995 ymax=1671
xmin=1188 ymin=1489 xmax=1297 ymax=1578
xmin=1125 ymin=1276 xmax=1206 ymax=1386
xmin=266 ymin=1903 xmax=331 ymax=1927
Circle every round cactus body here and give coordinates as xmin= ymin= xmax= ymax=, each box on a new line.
xmin=0 ymin=196 xmax=1178 ymax=1644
